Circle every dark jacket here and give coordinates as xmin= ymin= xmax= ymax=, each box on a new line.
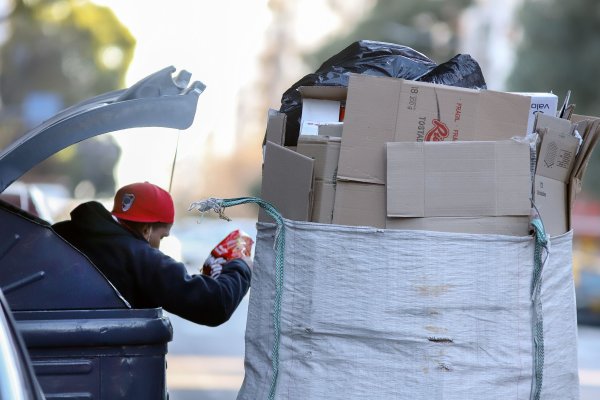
xmin=52 ymin=201 xmax=251 ymax=326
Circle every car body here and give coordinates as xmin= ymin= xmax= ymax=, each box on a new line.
xmin=0 ymin=288 xmax=45 ymax=400
xmin=0 ymin=66 xmax=205 ymax=399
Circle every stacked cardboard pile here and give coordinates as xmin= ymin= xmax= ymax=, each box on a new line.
xmin=261 ymin=73 xmax=597 ymax=236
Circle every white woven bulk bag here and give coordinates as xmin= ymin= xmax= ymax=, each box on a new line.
xmin=237 ymin=220 xmax=579 ymax=400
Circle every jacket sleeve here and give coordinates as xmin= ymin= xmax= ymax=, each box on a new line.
xmin=133 ymin=248 xmax=252 ymax=326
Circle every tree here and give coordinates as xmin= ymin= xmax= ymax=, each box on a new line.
xmin=507 ymin=0 xmax=600 ymax=195
xmin=0 ymin=0 xmax=135 ymax=196
xmin=308 ymin=0 xmax=474 ymax=69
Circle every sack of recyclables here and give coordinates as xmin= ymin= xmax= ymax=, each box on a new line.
xmin=237 ymin=220 xmax=578 ymax=400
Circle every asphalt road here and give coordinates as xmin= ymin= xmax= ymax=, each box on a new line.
xmin=165 ymin=297 xmax=248 ymax=400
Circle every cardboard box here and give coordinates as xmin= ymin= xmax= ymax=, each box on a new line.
xmin=332 ymin=181 xmax=386 ymax=228
xmin=259 ymin=142 xmax=314 ymax=222
xmin=385 ymin=216 xmax=531 ymax=236
xmin=511 ymin=92 xmax=558 ymax=134
xmin=296 ymin=135 xmax=341 ymax=182
xmin=312 ymin=180 xmax=336 ymax=224
xmin=532 ymin=115 xmax=580 ymax=236
xmin=386 ymin=141 xmax=532 ymax=217
xmin=337 ymin=74 xmax=532 ymax=184
xmin=298 ymin=86 xmax=347 ymax=136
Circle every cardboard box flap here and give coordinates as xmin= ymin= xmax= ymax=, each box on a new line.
xmin=337 ymin=74 xmax=404 ymax=184
xmin=260 ymin=142 xmax=314 ymax=222
xmin=311 ymin=180 xmax=336 ymax=224
xmin=387 ymin=141 xmax=532 ymax=217
xmin=332 ymin=181 xmax=386 ymax=228
xmin=265 ymin=109 xmax=287 ymax=147
xmin=477 ymin=90 xmax=532 ymax=139
xmin=299 ymin=85 xmax=347 ymax=101
xmin=535 ymin=113 xmax=574 ymax=137
xmin=297 ymin=135 xmax=341 ymax=182
xmin=572 ymin=118 xmax=600 ymax=181
xmin=533 ymin=175 xmax=568 ymax=236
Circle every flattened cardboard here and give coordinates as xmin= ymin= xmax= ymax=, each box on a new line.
xmin=332 ymin=181 xmax=386 ymax=228
xmin=533 ymin=175 xmax=568 ymax=236
xmin=531 ymin=114 xmax=582 ymax=236
xmin=535 ymin=130 xmax=579 ymax=183
xmin=297 ymin=135 xmax=341 ymax=182
xmin=337 ymin=74 xmax=532 ymax=184
xmin=265 ymin=109 xmax=287 ymax=146
xmin=385 ymin=216 xmax=530 ymax=236
xmin=312 ymin=180 xmax=336 ymax=224
xmin=386 ymin=141 xmax=532 ymax=217
xmin=259 ymin=142 xmax=314 ymax=222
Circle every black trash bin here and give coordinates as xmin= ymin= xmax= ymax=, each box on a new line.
xmin=0 ymin=200 xmax=173 ymax=399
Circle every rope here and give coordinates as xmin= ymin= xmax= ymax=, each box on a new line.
xmin=529 ymin=217 xmax=549 ymax=400
xmin=189 ymin=197 xmax=285 ymax=400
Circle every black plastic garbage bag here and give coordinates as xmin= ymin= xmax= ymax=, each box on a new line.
xmin=278 ymin=40 xmax=487 ymax=146
xmin=419 ymin=53 xmax=487 ymax=89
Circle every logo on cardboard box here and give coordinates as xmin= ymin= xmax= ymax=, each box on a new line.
xmin=414 ymin=100 xmax=463 ymax=142
xmin=424 ymin=119 xmax=449 ymax=141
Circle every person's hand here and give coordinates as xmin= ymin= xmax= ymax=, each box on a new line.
xmin=202 ymin=256 xmax=226 ymax=279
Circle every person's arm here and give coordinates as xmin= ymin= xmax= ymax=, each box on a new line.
xmin=133 ymin=248 xmax=252 ymax=326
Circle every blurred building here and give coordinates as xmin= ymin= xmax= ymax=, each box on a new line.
xmin=458 ymin=0 xmax=522 ymax=90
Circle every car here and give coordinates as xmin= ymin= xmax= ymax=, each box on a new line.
xmin=0 ymin=181 xmax=60 ymax=222
xmin=0 ymin=66 xmax=205 ymax=399
xmin=0 ymin=288 xmax=45 ymax=400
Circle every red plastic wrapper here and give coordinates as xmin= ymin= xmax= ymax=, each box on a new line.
xmin=202 ymin=229 xmax=254 ymax=275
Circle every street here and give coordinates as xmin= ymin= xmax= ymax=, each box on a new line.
xmin=165 ymin=298 xmax=248 ymax=400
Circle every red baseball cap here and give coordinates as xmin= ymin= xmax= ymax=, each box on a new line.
xmin=111 ymin=182 xmax=174 ymax=224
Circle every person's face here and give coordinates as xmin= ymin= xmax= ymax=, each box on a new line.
xmin=145 ymin=224 xmax=172 ymax=249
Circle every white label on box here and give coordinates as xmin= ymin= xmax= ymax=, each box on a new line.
xmin=512 ymin=92 xmax=558 ymax=134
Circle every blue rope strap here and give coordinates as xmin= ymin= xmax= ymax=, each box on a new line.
xmin=530 ymin=217 xmax=548 ymax=400
xmin=189 ymin=197 xmax=285 ymax=400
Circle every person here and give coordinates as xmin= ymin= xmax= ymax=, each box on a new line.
xmin=52 ymin=181 xmax=252 ymax=326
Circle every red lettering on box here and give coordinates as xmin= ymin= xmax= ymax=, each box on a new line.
xmin=425 ymin=119 xmax=449 ymax=141
xmin=454 ymin=103 xmax=462 ymax=122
